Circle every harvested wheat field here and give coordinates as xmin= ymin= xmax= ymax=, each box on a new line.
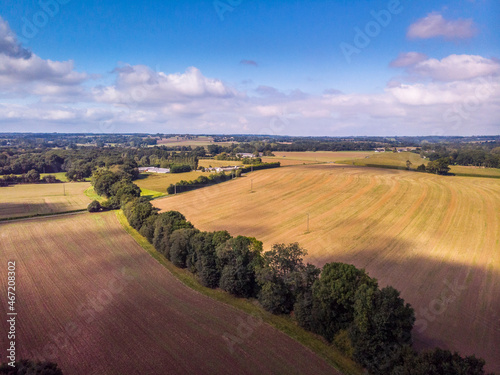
xmin=0 ymin=182 xmax=91 ymax=220
xmin=262 ymin=151 xmax=374 ymax=166
xmin=0 ymin=212 xmax=338 ymax=375
xmin=154 ymin=164 xmax=500 ymax=373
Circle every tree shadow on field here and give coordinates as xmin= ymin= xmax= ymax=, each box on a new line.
xmin=0 ymin=202 xmax=53 ymax=220
xmin=307 ymin=236 xmax=500 ymax=374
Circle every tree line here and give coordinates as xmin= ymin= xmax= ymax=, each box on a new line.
xmin=421 ymin=143 xmax=500 ymax=169
xmin=166 ymin=162 xmax=280 ymax=195
xmin=0 ymin=146 xmax=201 ymax=181
xmin=0 ymin=170 xmax=61 ymax=186
xmin=89 ymin=171 xmax=492 ymax=375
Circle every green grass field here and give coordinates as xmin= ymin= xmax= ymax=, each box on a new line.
xmin=0 ymin=182 xmax=91 ymax=220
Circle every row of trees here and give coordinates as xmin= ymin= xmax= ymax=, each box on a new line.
xmin=239 ymin=162 xmax=280 ymax=173
xmin=423 ymin=144 xmax=500 ymax=169
xmin=165 ymin=163 xmax=281 ymax=195
xmin=112 ymin=189 xmax=492 ymax=375
xmin=0 ymin=170 xmax=61 ymax=186
xmin=88 ymin=169 xmax=141 ymax=212
xmin=166 ymin=172 xmax=234 ymax=194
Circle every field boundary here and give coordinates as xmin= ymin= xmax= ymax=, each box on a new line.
xmin=0 ymin=209 xmax=87 ymax=223
xmin=115 ymin=210 xmax=363 ymax=375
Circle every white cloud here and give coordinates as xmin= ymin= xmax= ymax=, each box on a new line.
xmin=94 ymin=65 xmax=238 ymax=106
xmin=0 ymin=16 xmax=88 ymax=98
xmin=390 ymin=52 xmax=428 ymax=68
xmin=412 ymin=55 xmax=500 ymax=81
xmin=407 ymin=13 xmax=477 ymax=40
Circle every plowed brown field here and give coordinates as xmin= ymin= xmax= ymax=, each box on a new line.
xmin=154 ymin=164 xmax=500 ymax=373
xmin=0 ymin=212 xmax=338 ymax=375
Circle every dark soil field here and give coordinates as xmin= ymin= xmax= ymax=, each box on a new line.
xmin=0 ymin=212 xmax=338 ymax=375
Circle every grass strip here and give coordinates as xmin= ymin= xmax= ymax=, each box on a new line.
xmin=115 ymin=210 xmax=364 ymax=375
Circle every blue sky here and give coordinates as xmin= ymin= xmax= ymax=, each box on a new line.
xmin=0 ymin=0 xmax=498 ymax=135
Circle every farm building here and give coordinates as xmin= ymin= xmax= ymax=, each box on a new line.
xmin=138 ymin=167 xmax=170 ymax=173
xmin=237 ymin=152 xmax=260 ymax=158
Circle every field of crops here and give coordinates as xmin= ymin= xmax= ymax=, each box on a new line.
xmin=0 ymin=212 xmax=338 ymax=375
xmin=340 ymin=151 xmax=500 ymax=178
xmin=157 ymin=136 xmax=235 ymax=147
xmin=262 ymin=151 xmax=374 ymax=166
xmin=154 ymin=164 xmax=500 ymax=373
xmin=0 ymin=182 xmax=91 ymax=220
xmin=134 ymin=171 xmax=213 ymax=193
xmin=198 ymin=159 xmax=243 ymax=168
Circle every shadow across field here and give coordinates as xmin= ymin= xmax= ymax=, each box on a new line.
xmin=0 ymin=202 xmax=50 ymax=220
xmin=309 ymin=243 xmax=500 ymax=374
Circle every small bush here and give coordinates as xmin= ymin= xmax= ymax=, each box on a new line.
xmin=87 ymin=200 xmax=102 ymax=212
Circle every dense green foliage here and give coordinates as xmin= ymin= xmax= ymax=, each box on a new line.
xmin=0 ymin=170 xmax=61 ymax=186
xmin=166 ymin=172 xmax=231 ymax=194
xmin=88 ymin=170 xmax=141 ymax=212
xmin=170 ymin=164 xmax=192 ymax=173
xmin=87 ymin=200 xmax=102 ymax=212
xmin=425 ymin=158 xmax=451 ymax=175
xmin=239 ymin=162 xmax=281 ymax=173
xmin=0 ymin=143 xmax=197 ymax=179
xmin=423 ymin=144 xmax=500 ymax=169
xmin=390 ymin=347 xmax=494 ymax=375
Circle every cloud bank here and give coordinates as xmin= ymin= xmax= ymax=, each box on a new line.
xmin=0 ymin=16 xmax=498 ymax=136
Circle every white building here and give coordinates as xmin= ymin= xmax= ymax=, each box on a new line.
xmin=138 ymin=167 xmax=170 ymax=174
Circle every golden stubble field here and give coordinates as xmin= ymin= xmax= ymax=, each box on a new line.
xmin=0 ymin=182 xmax=91 ymax=220
xmin=0 ymin=212 xmax=338 ymax=375
xmin=262 ymin=151 xmax=374 ymax=166
xmin=154 ymin=164 xmax=500 ymax=373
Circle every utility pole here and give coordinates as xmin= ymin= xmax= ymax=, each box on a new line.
xmin=174 ymin=184 xmax=177 ymax=195
xmin=306 ymin=213 xmax=310 ymax=232
xmin=250 ymin=179 xmax=253 ymax=192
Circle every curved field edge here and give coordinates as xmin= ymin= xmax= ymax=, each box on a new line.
xmin=1 ymin=212 xmax=340 ymax=375
xmin=115 ymin=210 xmax=364 ymax=375
xmin=151 ymin=163 xmax=500 ymax=373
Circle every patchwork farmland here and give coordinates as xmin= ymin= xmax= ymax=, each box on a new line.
xmin=154 ymin=163 xmax=500 ymax=373
xmin=0 ymin=212 xmax=339 ymax=375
